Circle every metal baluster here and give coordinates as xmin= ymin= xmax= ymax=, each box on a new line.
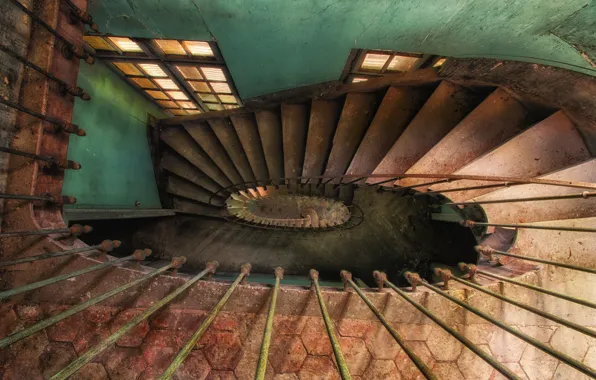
xmin=0 ymin=193 xmax=76 ymax=204
xmin=0 ymin=224 xmax=92 ymax=238
xmin=460 ymin=220 xmax=596 ymax=233
xmin=0 ymin=146 xmax=81 ymax=169
xmin=447 ymin=191 xmax=596 ymax=205
xmin=255 ymin=267 xmax=283 ymax=380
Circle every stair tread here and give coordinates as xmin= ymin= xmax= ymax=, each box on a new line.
xmin=398 ymin=88 xmax=530 ymax=188
xmin=282 ymin=103 xmax=309 ymax=181
xmin=167 ymin=175 xmax=224 ymax=207
xmin=370 ymin=81 xmax=484 ymax=181
xmin=209 ymin=118 xmax=257 ymax=184
xmin=172 ymin=197 xmax=227 ymax=217
xmin=230 ymin=114 xmax=270 ymax=182
xmin=255 ymin=109 xmax=284 ymax=180
xmin=428 ymin=110 xmax=590 ymax=201
xmin=161 ymin=150 xmax=223 ymax=196
xmin=346 ymin=86 xmax=431 ymax=176
xmin=302 ymin=99 xmax=342 ymax=179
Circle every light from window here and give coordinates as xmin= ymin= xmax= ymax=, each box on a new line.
xmin=108 ymin=37 xmax=143 ymax=52
xmin=198 ymin=93 xmax=218 ymax=102
xmin=113 ymin=62 xmax=142 ymax=76
xmin=138 ymin=63 xmax=168 ymax=78
xmin=146 ymin=90 xmax=169 ymax=100
xmin=186 ymin=109 xmax=202 ymax=115
xmin=177 ymin=101 xmax=197 ymax=109
xmin=210 ymin=82 xmax=231 ymax=94
xmin=201 ymin=67 xmax=226 ymax=81
xmin=170 ymin=109 xmax=187 ymax=116
xmin=218 ymin=94 xmax=237 ymax=104
xmin=207 ymin=103 xmax=224 ymax=111
xmin=351 ymin=77 xmax=368 ymax=83
xmin=154 ymin=78 xmax=179 ymax=90
xmin=131 ymin=78 xmax=157 ymax=89
xmin=84 ymin=36 xmax=116 ymax=51
xmin=224 ymin=104 xmax=239 ymax=110
xmin=189 ymin=81 xmax=211 ymax=92
xmin=183 ymin=41 xmax=214 ymax=57
xmin=158 ymin=100 xmax=178 ymax=108
xmin=433 ymin=58 xmax=447 ymax=67
xmin=176 ymin=66 xmax=203 ymax=80
xmin=155 ymin=40 xmax=186 ymax=55
xmin=361 ymin=53 xmax=390 ymax=70
xmin=167 ymin=91 xmax=189 ymax=100
xmin=387 ymin=55 xmax=419 ymax=72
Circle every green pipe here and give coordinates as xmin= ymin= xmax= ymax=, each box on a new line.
xmin=0 ymin=250 xmax=148 ymax=300
xmin=0 ymin=240 xmax=121 ymax=268
xmin=310 ymin=269 xmax=352 ymax=380
xmin=255 ymin=267 xmax=283 ymax=380
xmin=476 ymin=246 xmax=596 ymax=275
xmin=412 ymin=275 xmax=596 ymax=378
xmin=160 ymin=263 xmax=251 ymax=379
xmin=0 ymin=258 xmax=182 ymax=348
xmin=449 ymin=274 xmax=596 ymax=338
xmin=463 ymin=264 xmax=596 ymax=309
xmin=378 ymin=272 xmax=520 ymax=380
xmin=50 ymin=262 xmax=217 ymax=380
xmin=341 ymin=271 xmax=436 ymax=380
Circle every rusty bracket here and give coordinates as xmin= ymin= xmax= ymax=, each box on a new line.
xmin=66 ymin=7 xmax=99 ymax=32
xmin=458 ymin=262 xmax=478 ymax=282
xmin=373 ymin=270 xmax=387 ymax=292
xmin=47 ymin=121 xmax=87 ymax=136
xmin=132 ymin=249 xmax=152 ymax=268
xmin=404 ymin=271 xmax=423 ymax=292
xmin=40 ymin=194 xmax=77 ymax=205
xmin=69 ymin=224 xmax=93 ymax=236
xmin=434 ymin=268 xmax=452 ymax=290
xmin=240 ymin=263 xmax=252 ymax=284
xmin=474 ymin=245 xmax=503 ymax=265
xmin=460 ymin=220 xmax=477 ymax=228
xmin=170 ymin=256 xmax=187 ymax=276
xmin=205 ymin=260 xmax=218 ymax=280
xmin=340 ymin=270 xmax=352 ymax=292
xmin=309 ymin=269 xmax=319 ymax=290
xmin=98 ymin=240 xmax=122 ymax=252
xmin=274 ymin=266 xmax=284 ymax=280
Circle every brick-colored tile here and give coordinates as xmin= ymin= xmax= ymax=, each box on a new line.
xmin=363 ymin=359 xmax=401 ymax=380
xmin=395 ymin=341 xmax=435 ymax=380
xmin=339 ymin=336 xmax=371 ymax=376
xmin=456 ymin=345 xmax=493 ymax=380
xmin=70 ymin=363 xmax=109 ymax=380
xmin=300 ymin=318 xmax=333 ymax=355
xmin=337 ymin=319 xmax=374 ymax=338
xmin=269 ymin=335 xmax=306 ymax=373
xmin=273 ymin=315 xmax=306 ymax=335
xmin=488 ymin=330 xmax=527 ymax=363
xmin=100 ymin=347 xmax=147 ymax=380
xmin=39 ymin=342 xmax=77 ymax=379
xmin=365 ymin=325 xmax=403 ymax=360
xmin=198 ymin=330 xmax=243 ymax=370
xmin=110 ymin=309 xmax=150 ymax=348
xmin=206 ymin=370 xmax=237 ymax=379
xmin=432 ymin=362 xmax=464 ymax=380
xmin=83 ymin=306 xmax=120 ymax=324
xmin=520 ymin=345 xmax=558 ymax=380
xmin=426 ymin=325 xmax=463 ymax=361
xmin=175 ymin=350 xmax=211 ymax=380
xmin=298 ymin=356 xmax=341 ymax=380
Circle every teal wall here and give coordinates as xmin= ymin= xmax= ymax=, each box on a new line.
xmin=63 ymin=61 xmax=165 ymax=209
xmin=88 ymin=0 xmax=596 ymax=99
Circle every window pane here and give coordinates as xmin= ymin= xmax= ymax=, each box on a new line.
xmin=200 ymin=67 xmax=226 ymax=81
xmin=170 ymin=109 xmax=187 ymax=116
xmin=224 ymin=104 xmax=239 ymax=110
xmin=154 ymin=78 xmax=179 ymax=90
xmin=206 ymin=103 xmax=224 ymax=111
xmin=146 ymin=90 xmax=169 ymax=100
xmin=108 ymin=37 xmax=143 ymax=52
xmin=167 ymin=91 xmax=188 ymax=100
xmin=138 ymin=63 xmax=168 ymax=78
xmin=386 ymin=55 xmax=419 ymax=72
xmin=131 ymin=77 xmax=157 ymax=89
xmin=198 ymin=93 xmax=218 ymax=102
xmin=183 ymin=41 xmax=214 ymax=56
xmin=210 ymin=82 xmax=231 ymax=94
xmin=361 ymin=53 xmax=390 ymax=70
xmin=433 ymin=58 xmax=447 ymax=67
xmin=158 ymin=100 xmax=178 ymax=108
xmin=186 ymin=109 xmax=202 ymax=115
xmin=218 ymin=94 xmax=237 ymax=104
xmin=154 ymin=40 xmax=186 ymax=55
xmin=176 ymin=66 xmax=202 ymax=80
xmin=189 ymin=81 xmax=211 ymax=92
xmin=177 ymin=101 xmax=197 ymax=109
xmin=84 ymin=36 xmax=115 ymax=51
xmin=351 ymin=77 xmax=368 ymax=83
xmin=113 ymin=62 xmax=142 ymax=76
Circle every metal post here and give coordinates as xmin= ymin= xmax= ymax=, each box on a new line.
xmin=459 ymin=263 xmax=596 ymax=309
xmin=0 ymin=193 xmax=77 ymax=205
xmin=460 ymin=220 xmax=596 ymax=233
xmin=417 ymin=183 xmax=507 ymax=196
xmin=341 ymin=271 xmax=437 ymax=380
xmin=0 ymin=249 xmax=150 ymax=300
xmin=476 ymin=246 xmax=596 ymax=275
xmin=50 ymin=261 xmax=218 ymax=380
xmin=0 ymin=256 xmax=185 ymax=348
xmin=405 ymin=272 xmax=596 ymax=378
xmin=0 ymin=97 xmax=86 ymax=136
xmin=440 ymin=269 xmax=596 ymax=338
xmin=0 ymin=146 xmax=81 ymax=169
xmin=63 ymin=0 xmax=99 ymax=31
xmin=447 ymin=191 xmax=596 ymax=205
xmin=160 ymin=263 xmax=250 ymax=379
xmin=255 ymin=267 xmax=283 ymax=380
xmin=375 ymin=271 xmax=519 ymax=380
xmin=0 ymin=240 xmax=120 ymax=268
xmin=310 ymin=269 xmax=352 ymax=380
xmin=0 ymin=224 xmax=92 ymax=238
xmin=0 ymin=44 xmax=90 ymax=99
xmin=8 ymin=0 xmax=94 ymax=64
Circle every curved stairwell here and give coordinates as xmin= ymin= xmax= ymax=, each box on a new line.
xmin=2 ymin=25 xmax=596 ymax=379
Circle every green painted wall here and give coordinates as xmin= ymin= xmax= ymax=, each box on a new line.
xmin=63 ymin=61 xmax=165 ymax=209
xmin=88 ymin=0 xmax=596 ymax=99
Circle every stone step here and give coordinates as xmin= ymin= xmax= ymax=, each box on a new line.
xmin=161 ymin=150 xmax=224 ymax=196
xmin=302 ymin=99 xmax=342 ymax=178
xmin=346 ymin=86 xmax=432 ymax=177
xmin=160 ymin=126 xmax=232 ymax=189
xmin=184 ymin=122 xmax=245 ymax=186
xmin=428 ymin=110 xmax=590 ymax=202
xmin=173 ymin=197 xmax=227 ymax=217
xmin=167 ymin=175 xmax=225 ymax=207
xmin=370 ymin=81 xmax=484 ymax=183
xmin=209 ymin=118 xmax=256 ymax=184
xmin=282 ymin=103 xmax=309 ymax=182
xmin=255 ymin=108 xmax=284 ymax=181
xmin=323 ymin=92 xmax=379 ymax=183
xmin=230 ymin=114 xmax=270 ymax=184
xmin=398 ymin=88 xmax=531 ymax=188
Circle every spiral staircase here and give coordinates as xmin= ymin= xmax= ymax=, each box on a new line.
xmin=1 ymin=0 xmax=596 ymax=379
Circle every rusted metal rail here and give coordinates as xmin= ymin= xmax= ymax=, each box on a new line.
xmin=0 ymin=193 xmax=76 ymax=205
xmin=0 ymin=224 xmax=91 ymax=238
xmin=448 ymin=191 xmax=596 ymax=205
xmin=0 ymin=146 xmax=81 ymax=169
xmin=63 ymin=0 xmax=99 ymax=31
xmin=460 ymin=220 xmax=596 ymax=233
